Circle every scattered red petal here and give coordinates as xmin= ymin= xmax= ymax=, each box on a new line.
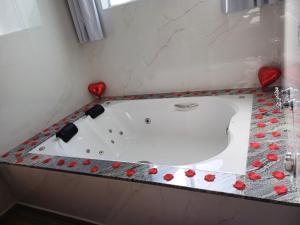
xmin=252 ymin=160 xmax=264 ymax=168
xmin=250 ymin=142 xmax=260 ymax=149
xmin=266 ymin=102 xmax=274 ymax=106
xmin=257 ymin=123 xmax=266 ymax=128
xmin=43 ymin=129 xmax=49 ymax=133
xmin=31 ymin=142 xmax=38 ymax=146
xmin=1 ymin=152 xmax=9 ymax=158
xmin=247 ymin=172 xmax=262 ymax=181
xmin=17 ymin=148 xmax=25 ymax=152
xmin=53 ymin=123 xmax=59 ymax=127
xmin=112 ymin=162 xmax=121 ymax=169
xmin=274 ymin=185 xmax=288 ymax=195
xmin=15 ymin=152 xmax=22 ymax=157
xmin=257 ymin=98 xmax=266 ymax=102
xmin=269 ymin=118 xmax=279 ymax=124
xmin=56 ymin=159 xmax=65 ymax=166
xmin=255 ymin=133 xmax=265 ymax=138
xmin=32 ymin=136 xmax=39 ymax=141
xmin=31 ymin=155 xmax=39 ymax=160
xmin=272 ymin=109 xmax=281 ymax=114
xmin=233 ymin=180 xmax=246 ymax=190
xmin=163 ymin=173 xmax=174 ymax=181
xmin=204 ymin=174 xmax=216 ymax=182
xmin=266 ymin=154 xmax=278 ymax=161
xmin=90 ymin=165 xmax=99 ymax=173
xmin=268 ymin=143 xmax=279 ymax=150
xmin=23 ymin=140 xmax=30 ymax=145
xmin=149 ymin=168 xmax=158 ymax=175
xmin=255 ymin=114 xmax=264 ymax=119
xmin=272 ymin=171 xmax=285 ymax=180
xmin=185 ymin=169 xmax=196 ymax=177
xmin=256 ymin=93 xmax=264 ymax=97
xmin=82 ymin=159 xmax=91 ymax=166
xmin=68 ymin=161 xmax=77 ymax=167
xmin=259 ymin=108 xmax=268 ymax=113
xmin=126 ymin=169 xmax=136 ymax=177
xmin=42 ymin=158 xmax=52 ymax=164
xmin=272 ymin=132 xmax=281 ymax=137
xmin=16 ymin=158 xmax=23 ymax=164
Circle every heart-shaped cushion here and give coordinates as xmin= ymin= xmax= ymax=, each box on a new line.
xmin=258 ymin=67 xmax=281 ymax=88
xmin=88 ymin=81 xmax=106 ymax=97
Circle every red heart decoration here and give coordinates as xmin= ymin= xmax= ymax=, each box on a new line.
xmin=88 ymin=81 xmax=106 ymax=97
xmin=258 ymin=67 xmax=281 ymax=88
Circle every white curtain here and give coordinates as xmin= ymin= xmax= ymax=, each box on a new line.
xmin=67 ymin=0 xmax=104 ymax=43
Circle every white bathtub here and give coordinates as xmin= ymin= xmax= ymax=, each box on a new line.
xmin=30 ymin=94 xmax=253 ymax=175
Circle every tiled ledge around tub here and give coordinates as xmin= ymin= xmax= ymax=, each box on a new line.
xmin=0 ymin=88 xmax=299 ymax=206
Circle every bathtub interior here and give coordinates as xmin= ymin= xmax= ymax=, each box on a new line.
xmin=30 ymin=94 xmax=253 ymax=174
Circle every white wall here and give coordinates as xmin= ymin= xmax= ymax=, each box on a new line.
xmin=84 ymin=0 xmax=284 ymax=96
xmin=0 ymin=0 xmax=93 ymax=154
xmin=0 ymin=0 xmax=94 ymax=214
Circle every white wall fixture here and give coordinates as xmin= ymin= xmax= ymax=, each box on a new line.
xmin=0 ymin=0 xmax=41 ymax=36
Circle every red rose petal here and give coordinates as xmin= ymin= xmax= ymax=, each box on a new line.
xmin=259 ymin=108 xmax=268 ymax=113
xmin=255 ymin=114 xmax=264 ymax=119
xmin=250 ymin=142 xmax=260 ymax=149
xmin=1 ymin=152 xmax=9 ymax=158
xmin=42 ymin=158 xmax=52 ymax=164
xmin=16 ymin=158 xmax=23 ymax=164
xmin=272 ymin=132 xmax=281 ymax=137
xmin=269 ymin=118 xmax=279 ymax=124
xmin=43 ymin=129 xmax=49 ymax=133
xmin=233 ymin=180 xmax=246 ymax=190
xmin=17 ymin=148 xmax=25 ymax=152
xmin=126 ymin=169 xmax=136 ymax=177
xmin=149 ymin=168 xmax=158 ymax=175
xmin=56 ymin=159 xmax=65 ymax=166
xmin=256 ymin=93 xmax=264 ymax=97
xmin=23 ymin=140 xmax=30 ymax=145
xmin=255 ymin=132 xmax=265 ymax=138
xmin=266 ymin=102 xmax=274 ymax=106
xmin=257 ymin=123 xmax=266 ymax=128
xmin=163 ymin=173 xmax=174 ymax=181
xmin=257 ymin=98 xmax=266 ymax=102
xmin=82 ymin=159 xmax=91 ymax=166
xmin=274 ymin=185 xmax=288 ymax=195
xmin=31 ymin=142 xmax=38 ymax=146
xmin=68 ymin=161 xmax=77 ymax=167
xmin=247 ymin=172 xmax=262 ymax=181
xmin=252 ymin=160 xmax=264 ymax=168
xmin=90 ymin=165 xmax=99 ymax=173
xmin=268 ymin=143 xmax=279 ymax=150
xmin=266 ymin=154 xmax=278 ymax=161
xmin=204 ymin=174 xmax=215 ymax=182
xmin=185 ymin=169 xmax=196 ymax=177
xmin=272 ymin=109 xmax=281 ymax=114
xmin=31 ymin=155 xmax=39 ymax=160
xmin=32 ymin=136 xmax=39 ymax=141
xmin=272 ymin=171 xmax=285 ymax=180
xmin=15 ymin=152 xmax=22 ymax=157
xmin=112 ymin=162 xmax=121 ymax=169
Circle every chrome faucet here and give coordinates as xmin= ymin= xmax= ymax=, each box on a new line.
xmin=274 ymin=87 xmax=297 ymax=110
